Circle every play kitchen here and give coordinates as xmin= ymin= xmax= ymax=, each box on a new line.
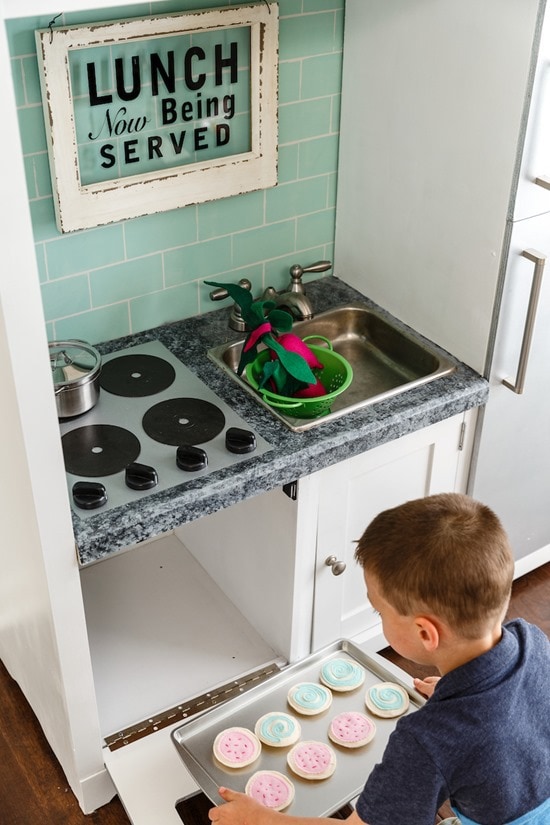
xmin=5 ymin=0 xmax=543 ymax=822
xmin=60 ymin=276 xmax=487 ymax=823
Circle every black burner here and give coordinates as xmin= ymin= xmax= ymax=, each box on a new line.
xmin=100 ymin=353 xmax=176 ymax=397
xmin=142 ymin=398 xmax=225 ymax=446
xmin=62 ymin=425 xmax=141 ymax=477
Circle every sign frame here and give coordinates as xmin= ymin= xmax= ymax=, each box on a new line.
xmin=35 ymin=3 xmax=278 ymax=233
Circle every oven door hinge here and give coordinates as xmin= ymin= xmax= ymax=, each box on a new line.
xmin=104 ymin=662 xmax=282 ymax=751
xmin=283 ymin=480 xmax=298 ymax=500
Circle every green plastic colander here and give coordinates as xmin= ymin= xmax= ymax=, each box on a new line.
xmin=245 ymin=337 xmax=353 ymax=419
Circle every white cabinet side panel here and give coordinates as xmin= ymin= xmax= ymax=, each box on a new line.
xmin=335 ymin=0 xmax=540 ymax=373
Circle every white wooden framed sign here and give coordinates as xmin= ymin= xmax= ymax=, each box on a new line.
xmin=35 ymin=3 xmax=278 ymax=233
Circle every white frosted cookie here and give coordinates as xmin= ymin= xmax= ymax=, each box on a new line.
xmin=254 ymin=711 xmax=301 ymax=747
xmin=287 ymin=740 xmax=336 ymax=780
xmin=320 ymin=658 xmax=366 ymax=692
xmin=328 ymin=711 xmax=376 ymax=748
xmin=245 ymin=770 xmax=295 ymax=810
xmin=212 ymin=727 xmax=261 ymax=768
xmin=365 ymin=682 xmax=410 ymax=718
xmin=287 ymin=682 xmax=332 ymax=716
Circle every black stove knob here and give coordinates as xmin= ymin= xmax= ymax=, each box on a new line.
xmin=125 ymin=462 xmax=158 ymax=490
xmin=176 ymin=445 xmax=208 ymax=472
xmin=72 ymin=481 xmax=107 ymax=510
xmin=225 ymin=427 xmax=257 ymax=454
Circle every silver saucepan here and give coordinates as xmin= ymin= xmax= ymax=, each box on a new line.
xmin=49 ymin=340 xmax=102 ymax=418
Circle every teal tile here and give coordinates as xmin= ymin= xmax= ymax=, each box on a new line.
xmin=331 ymin=92 xmax=341 ymax=132
xmin=41 ymin=274 xmax=90 ymax=322
xmin=54 ymin=304 xmax=130 ymax=345
xmin=278 ymin=61 xmax=301 ymax=105
xmin=124 ymin=207 xmax=197 ymax=258
xmin=34 ymin=243 xmax=47 ymax=285
xmin=6 ymin=17 xmax=44 ymax=57
xmin=278 ymin=0 xmax=304 ymax=17
xmin=304 ymin=0 xmax=344 ymax=10
xmin=29 ymin=198 xmax=59 ymax=243
xmin=301 ymin=53 xmax=342 ymax=99
xmin=23 ymin=156 xmax=37 ymax=199
xmin=279 ymin=98 xmax=332 ymax=144
xmin=233 ymin=220 xmax=296 ymax=268
xmin=90 ymin=254 xmax=163 ymax=306
xmin=164 ymin=236 xmax=232 ymax=286
xmin=266 ymin=177 xmax=328 ymax=223
xmin=278 ymin=144 xmax=299 ymax=183
xmin=130 ymin=282 xmax=199 ymax=331
xmin=198 ymin=190 xmax=264 ymax=240
xmin=298 ymin=135 xmax=339 ymax=178
xmin=33 ymin=153 xmax=53 ymax=198
xmin=296 ymin=207 xmax=335 ymax=250
xmin=279 ymin=14 xmax=340 ymax=61
xmin=25 ymin=153 xmax=53 ymax=199
xmin=10 ymin=58 xmax=25 ymax=106
xmin=17 ymin=106 xmax=46 ymax=155
xmin=22 ymin=56 xmax=43 ymax=105
xmin=45 ymin=225 xmax=125 ymax=279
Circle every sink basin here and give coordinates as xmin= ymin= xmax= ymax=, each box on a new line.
xmin=207 ymin=303 xmax=455 ymax=431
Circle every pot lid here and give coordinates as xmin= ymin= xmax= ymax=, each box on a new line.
xmin=49 ymin=340 xmax=101 ymax=386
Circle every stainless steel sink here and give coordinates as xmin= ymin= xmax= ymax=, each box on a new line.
xmin=207 ymin=303 xmax=455 ymax=431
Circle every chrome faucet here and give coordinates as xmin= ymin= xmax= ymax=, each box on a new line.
xmin=209 ymin=261 xmax=332 ymax=332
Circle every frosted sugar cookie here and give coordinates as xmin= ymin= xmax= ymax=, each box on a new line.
xmin=212 ymin=727 xmax=261 ymax=768
xmin=320 ymin=658 xmax=366 ymax=692
xmin=365 ymin=682 xmax=409 ymax=718
xmin=328 ymin=711 xmax=376 ymax=748
xmin=287 ymin=740 xmax=336 ymax=780
xmin=255 ymin=712 xmax=301 ymax=747
xmin=287 ymin=682 xmax=332 ymax=716
xmin=245 ymin=770 xmax=295 ymax=810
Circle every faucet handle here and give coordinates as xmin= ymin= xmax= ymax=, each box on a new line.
xmin=288 ymin=260 xmax=332 ymax=292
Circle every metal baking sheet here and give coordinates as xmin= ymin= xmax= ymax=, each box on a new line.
xmin=171 ymin=640 xmax=423 ymax=817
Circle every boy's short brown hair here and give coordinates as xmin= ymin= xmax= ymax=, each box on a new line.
xmin=354 ymin=493 xmax=514 ymax=638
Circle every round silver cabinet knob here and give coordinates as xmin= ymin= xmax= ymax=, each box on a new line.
xmin=325 ymin=555 xmax=346 ymax=576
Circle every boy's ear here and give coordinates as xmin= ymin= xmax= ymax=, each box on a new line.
xmin=414 ymin=616 xmax=440 ymax=652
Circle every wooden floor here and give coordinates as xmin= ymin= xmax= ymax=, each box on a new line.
xmin=1 ymin=562 xmax=549 ymax=825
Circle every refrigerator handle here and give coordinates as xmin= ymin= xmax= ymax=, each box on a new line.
xmin=503 ymin=248 xmax=546 ymax=395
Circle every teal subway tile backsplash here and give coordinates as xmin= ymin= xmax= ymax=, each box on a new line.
xmin=124 ymin=208 xmax=198 ymax=259
xmin=45 ymin=225 xmax=125 ymax=279
xmin=41 ymin=275 xmax=90 ymax=321
xmin=8 ymin=0 xmax=344 ymax=343
xmin=54 ymin=303 xmax=131 ymax=344
xmin=130 ymin=281 xmax=200 ymax=332
xmin=90 ymin=254 xmax=164 ymax=306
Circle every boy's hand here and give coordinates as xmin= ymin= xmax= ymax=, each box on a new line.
xmin=413 ymin=675 xmax=440 ymax=698
xmin=209 ymin=786 xmax=275 ymax=825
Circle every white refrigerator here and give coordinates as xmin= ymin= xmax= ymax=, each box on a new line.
xmin=471 ymin=7 xmax=550 ymax=571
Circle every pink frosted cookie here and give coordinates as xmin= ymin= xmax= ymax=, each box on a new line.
xmin=245 ymin=770 xmax=295 ymax=810
xmin=212 ymin=727 xmax=261 ymax=768
xmin=287 ymin=740 xmax=337 ymax=780
xmin=320 ymin=658 xmax=366 ymax=692
xmin=287 ymin=682 xmax=332 ymax=716
xmin=328 ymin=711 xmax=376 ymax=748
xmin=365 ymin=682 xmax=409 ymax=718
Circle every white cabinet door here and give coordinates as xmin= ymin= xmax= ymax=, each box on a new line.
xmin=312 ymin=414 xmax=474 ymax=650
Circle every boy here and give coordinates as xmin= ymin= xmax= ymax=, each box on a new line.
xmin=208 ymin=493 xmax=550 ymax=825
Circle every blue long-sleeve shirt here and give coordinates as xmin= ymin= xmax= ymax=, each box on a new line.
xmin=356 ymin=619 xmax=550 ymax=825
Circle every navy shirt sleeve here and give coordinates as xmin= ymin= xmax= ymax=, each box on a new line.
xmin=355 ymin=726 xmax=448 ymax=825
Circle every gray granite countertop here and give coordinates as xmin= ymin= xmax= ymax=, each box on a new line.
xmin=73 ymin=277 xmax=488 ymax=565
